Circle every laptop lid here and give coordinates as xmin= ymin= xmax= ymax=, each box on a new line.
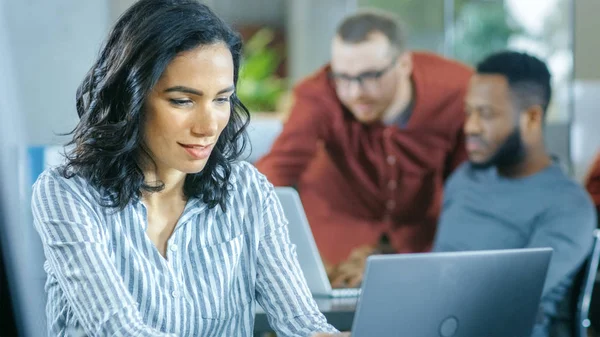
xmin=275 ymin=187 xmax=333 ymax=296
xmin=351 ymin=248 xmax=552 ymax=337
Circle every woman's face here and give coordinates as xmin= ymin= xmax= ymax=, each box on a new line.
xmin=143 ymin=43 xmax=234 ymax=176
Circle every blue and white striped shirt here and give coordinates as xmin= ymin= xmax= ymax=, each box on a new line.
xmin=31 ymin=161 xmax=337 ymax=337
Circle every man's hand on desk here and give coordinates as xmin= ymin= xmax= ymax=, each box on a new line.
xmin=312 ymin=333 xmax=351 ymax=337
xmin=330 ymin=245 xmax=376 ymax=288
xmin=324 ymin=261 xmax=337 ymax=279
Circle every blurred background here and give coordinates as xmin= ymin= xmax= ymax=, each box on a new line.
xmin=2 ymin=0 xmax=599 ymax=177
xmin=1 ymin=0 xmax=600 ymax=336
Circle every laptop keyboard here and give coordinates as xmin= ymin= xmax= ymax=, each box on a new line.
xmin=330 ymin=288 xmax=362 ymax=298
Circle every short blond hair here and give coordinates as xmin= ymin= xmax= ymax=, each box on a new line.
xmin=336 ymin=8 xmax=407 ymax=52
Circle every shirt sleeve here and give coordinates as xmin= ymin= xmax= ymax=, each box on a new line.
xmin=254 ymin=86 xmax=333 ymax=187
xmin=432 ymin=165 xmax=463 ymax=252
xmin=584 ymin=153 xmax=600 ymax=219
xmin=31 ymin=171 xmax=176 ymax=337
xmin=254 ymin=174 xmax=338 ymax=337
xmin=444 ymin=127 xmax=468 ymax=181
xmin=527 ymin=191 xmax=597 ymax=296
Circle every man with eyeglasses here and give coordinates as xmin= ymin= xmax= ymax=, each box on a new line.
xmin=256 ymin=9 xmax=472 ymax=287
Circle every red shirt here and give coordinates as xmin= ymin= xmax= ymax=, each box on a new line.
xmin=585 ymin=153 xmax=600 ymax=217
xmin=256 ymin=52 xmax=472 ymax=264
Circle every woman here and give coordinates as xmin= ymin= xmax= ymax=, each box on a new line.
xmin=31 ymin=1 xmax=346 ymax=336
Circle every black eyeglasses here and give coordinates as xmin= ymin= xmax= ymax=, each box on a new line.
xmin=329 ymin=58 xmax=397 ymax=90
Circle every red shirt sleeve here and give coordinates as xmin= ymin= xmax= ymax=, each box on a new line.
xmin=444 ymin=127 xmax=468 ymax=180
xmin=255 ymin=84 xmax=333 ymax=186
xmin=585 ymin=153 xmax=600 ymax=215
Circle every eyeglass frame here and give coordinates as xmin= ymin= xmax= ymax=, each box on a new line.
xmin=329 ymin=57 xmax=398 ymax=90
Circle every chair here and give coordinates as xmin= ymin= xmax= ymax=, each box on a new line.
xmin=574 ymin=229 xmax=600 ymax=337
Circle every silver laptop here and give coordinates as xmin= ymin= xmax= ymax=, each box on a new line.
xmin=275 ymin=187 xmax=361 ymax=298
xmin=351 ymin=247 xmax=553 ymax=337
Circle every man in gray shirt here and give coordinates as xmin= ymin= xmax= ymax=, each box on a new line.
xmin=434 ymin=51 xmax=596 ymax=337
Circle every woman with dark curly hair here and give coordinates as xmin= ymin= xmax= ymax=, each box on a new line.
xmin=30 ymin=1 xmax=346 ymax=336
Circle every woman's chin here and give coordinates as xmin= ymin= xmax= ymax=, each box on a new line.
xmin=180 ymin=160 xmax=209 ymax=175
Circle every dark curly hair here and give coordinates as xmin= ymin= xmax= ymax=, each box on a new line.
xmin=63 ymin=0 xmax=249 ymax=210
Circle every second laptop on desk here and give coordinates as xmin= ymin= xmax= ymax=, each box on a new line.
xmin=275 ymin=187 xmax=360 ymax=298
xmin=275 ymin=187 xmax=552 ymax=336
xmin=351 ymin=247 xmax=552 ymax=337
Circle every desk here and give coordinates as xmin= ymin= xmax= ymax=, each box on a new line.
xmin=254 ymin=297 xmax=358 ymax=334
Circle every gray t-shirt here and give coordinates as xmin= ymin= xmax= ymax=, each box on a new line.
xmin=434 ymin=163 xmax=596 ymax=335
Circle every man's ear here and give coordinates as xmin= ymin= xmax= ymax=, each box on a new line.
xmin=522 ymin=104 xmax=544 ymax=132
xmin=397 ymin=51 xmax=412 ymax=76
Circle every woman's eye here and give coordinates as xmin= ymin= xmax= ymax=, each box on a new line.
xmin=214 ymin=97 xmax=231 ymax=105
xmin=169 ymin=99 xmax=193 ymax=107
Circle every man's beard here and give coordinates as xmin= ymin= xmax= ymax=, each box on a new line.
xmin=471 ymin=127 xmax=526 ymax=170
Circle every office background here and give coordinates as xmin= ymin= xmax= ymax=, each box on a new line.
xmin=1 ymin=0 xmax=599 ymax=336
xmin=2 ymin=0 xmax=600 ymax=179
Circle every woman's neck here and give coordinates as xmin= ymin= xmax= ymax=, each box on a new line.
xmin=142 ymin=168 xmax=187 ymax=208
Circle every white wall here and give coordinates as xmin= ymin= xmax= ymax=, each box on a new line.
xmin=572 ymin=0 xmax=600 ymax=182
xmin=4 ymin=0 xmax=109 ymax=146
xmin=287 ymin=0 xmax=358 ymax=84
xmin=206 ymin=0 xmax=285 ymax=27
xmin=110 ymin=0 xmax=286 ymax=30
xmin=110 ymin=0 xmax=136 ymax=22
xmin=572 ymin=81 xmax=600 ymax=182
xmin=0 ymin=2 xmax=45 ymax=335
xmin=1 ymin=3 xmax=110 ymax=335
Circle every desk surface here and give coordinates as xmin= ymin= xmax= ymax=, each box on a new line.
xmin=254 ymin=297 xmax=358 ymax=333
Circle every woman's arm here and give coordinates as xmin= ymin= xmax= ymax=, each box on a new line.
xmin=253 ymin=174 xmax=339 ymax=337
xmin=31 ymin=171 xmax=175 ymax=337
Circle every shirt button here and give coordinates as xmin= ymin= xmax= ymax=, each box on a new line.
xmin=386 ymin=200 xmax=396 ymax=210
xmin=170 ymin=244 xmax=178 ymax=252
xmin=387 ymin=180 xmax=397 ymax=190
xmin=387 ymin=155 xmax=396 ymax=165
xmin=172 ymin=291 xmax=179 ymax=299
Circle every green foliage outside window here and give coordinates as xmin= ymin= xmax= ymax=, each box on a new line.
xmin=453 ymin=1 xmax=523 ymax=65
xmin=237 ymin=28 xmax=288 ymax=113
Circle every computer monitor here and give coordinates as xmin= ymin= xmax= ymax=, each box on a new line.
xmin=351 ymin=248 xmax=552 ymax=337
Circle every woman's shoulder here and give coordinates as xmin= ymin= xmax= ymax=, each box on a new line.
xmin=33 ymin=166 xmax=102 ymax=204
xmin=229 ymin=160 xmax=269 ymax=190
xmin=35 ymin=166 xmax=82 ymax=188
xmin=228 ymin=160 xmax=276 ymax=203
